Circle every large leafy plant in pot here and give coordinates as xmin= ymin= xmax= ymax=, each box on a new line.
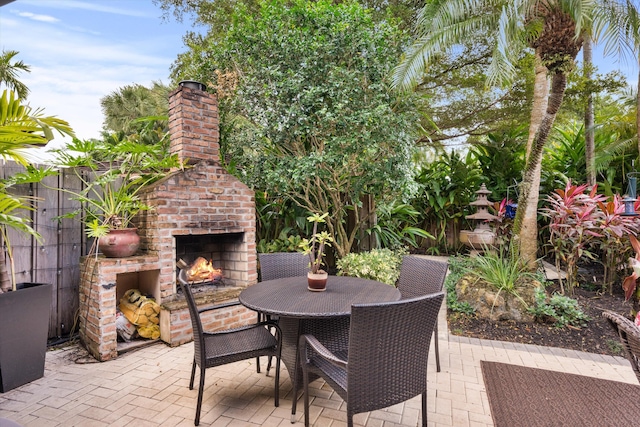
xmin=0 ymin=89 xmax=74 ymax=392
xmin=50 ymin=135 xmax=181 ymax=257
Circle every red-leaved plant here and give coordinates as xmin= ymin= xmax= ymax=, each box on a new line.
xmin=593 ymin=194 xmax=640 ymax=294
xmin=623 ymin=235 xmax=640 ymax=309
xmin=542 ymin=182 xmax=606 ymax=295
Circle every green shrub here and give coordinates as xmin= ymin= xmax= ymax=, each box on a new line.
xmin=444 ymin=256 xmax=475 ymax=315
xmin=257 ymin=229 xmax=303 ymax=253
xmin=528 ymin=288 xmax=590 ymax=328
xmin=336 ymin=248 xmax=406 ymax=285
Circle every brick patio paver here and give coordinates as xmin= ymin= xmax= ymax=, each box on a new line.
xmin=0 ymin=300 xmax=636 ymax=427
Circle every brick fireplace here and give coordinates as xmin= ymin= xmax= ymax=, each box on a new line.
xmin=78 ymin=82 xmax=258 ymax=361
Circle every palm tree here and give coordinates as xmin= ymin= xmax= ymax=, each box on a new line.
xmin=394 ymin=0 xmax=640 ymax=267
xmin=100 ymin=81 xmax=170 ymax=137
xmin=583 ymin=37 xmax=596 ymax=186
xmin=0 ymin=50 xmax=30 ymax=99
xmin=0 ymin=90 xmax=74 ymax=291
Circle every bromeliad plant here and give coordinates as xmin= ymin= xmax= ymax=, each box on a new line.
xmin=299 ymin=212 xmax=333 ymax=274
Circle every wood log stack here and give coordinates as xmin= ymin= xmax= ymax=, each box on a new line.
xmin=119 ymin=289 xmax=160 ymax=339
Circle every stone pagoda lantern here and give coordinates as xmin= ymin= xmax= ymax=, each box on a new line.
xmin=459 ymin=184 xmax=498 ymax=255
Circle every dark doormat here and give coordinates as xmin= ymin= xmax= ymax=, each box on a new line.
xmin=481 ymin=360 xmax=640 ymax=427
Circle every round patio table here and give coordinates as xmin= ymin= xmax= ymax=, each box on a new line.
xmin=239 ymin=275 xmax=400 ymax=418
xmin=240 ymin=275 xmax=400 ymax=318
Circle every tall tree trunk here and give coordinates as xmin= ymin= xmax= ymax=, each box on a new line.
xmin=527 ymin=52 xmax=550 ymax=160
xmin=583 ymin=37 xmax=596 ymax=186
xmin=514 ymin=71 xmax=568 ymax=268
xmin=637 ymin=59 xmax=640 ymax=157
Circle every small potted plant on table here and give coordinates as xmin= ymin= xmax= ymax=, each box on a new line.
xmin=299 ymin=212 xmax=333 ymax=291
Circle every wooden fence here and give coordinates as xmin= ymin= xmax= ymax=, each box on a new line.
xmin=1 ymin=161 xmax=86 ymax=340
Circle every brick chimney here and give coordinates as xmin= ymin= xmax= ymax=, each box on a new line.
xmin=169 ymin=81 xmax=220 ymax=165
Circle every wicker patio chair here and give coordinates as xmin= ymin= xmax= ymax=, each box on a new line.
xmin=397 ymin=255 xmax=448 ymax=372
xmin=257 ymin=252 xmax=309 ymax=373
xmin=258 ymin=252 xmax=309 ymax=281
xmin=177 ymin=269 xmax=282 ymax=426
xmin=296 ymin=291 xmax=444 ymax=427
xmin=602 ymin=310 xmax=640 ymax=383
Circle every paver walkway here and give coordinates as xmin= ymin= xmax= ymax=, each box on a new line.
xmin=0 ymin=301 xmax=635 ymax=427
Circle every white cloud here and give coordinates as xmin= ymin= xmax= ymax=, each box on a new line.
xmin=0 ymin=0 xmax=191 ymax=141
xmin=15 ymin=11 xmax=59 ymax=22
xmin=17 ymin=0 xmax=150 ymax=17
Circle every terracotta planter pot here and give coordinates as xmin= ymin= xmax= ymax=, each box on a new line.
xmin=98 ymin=228 xmax=141 ymax=258
xmin=307 ymin=271 xmax=328 ymax=292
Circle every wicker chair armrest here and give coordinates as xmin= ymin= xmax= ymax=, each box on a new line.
xmin=299 ymin=334 xmax=347 ymax=369
xmin=203 ymin=319 xmax=281 ymax=337
xmin=198 ymin=300 xmax=240 ymax=314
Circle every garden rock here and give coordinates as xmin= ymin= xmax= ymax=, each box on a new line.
xmin=455 ymin=274 xmax=541 ymax=322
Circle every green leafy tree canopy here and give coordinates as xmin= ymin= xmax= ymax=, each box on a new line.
xmin=172 ymin=0 xmax=421 ymax=258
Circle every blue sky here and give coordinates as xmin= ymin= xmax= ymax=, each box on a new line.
xmin=0 ymin=0 xmax=198 ymax=143
xmin=0 ymin=0 xmax=638 ymax=150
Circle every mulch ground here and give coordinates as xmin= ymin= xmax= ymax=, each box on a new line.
xmin=448 ymin=277 xmax=634 ymax=358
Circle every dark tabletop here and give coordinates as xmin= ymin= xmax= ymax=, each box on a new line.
xmin=239 ymin=275 xmax=400 ymax=318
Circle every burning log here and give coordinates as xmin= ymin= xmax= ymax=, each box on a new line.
xmin=182 ymin=257 xmax=223 ymax=283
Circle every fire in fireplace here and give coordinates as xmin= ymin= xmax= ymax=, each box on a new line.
xmin=183 ymin=257 xmax=223 ymax=283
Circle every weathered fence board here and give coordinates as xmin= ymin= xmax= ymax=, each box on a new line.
xmin=1 ymin=161 xmax=84 ymax=339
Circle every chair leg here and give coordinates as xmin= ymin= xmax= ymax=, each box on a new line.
xmin=303 ymin=366 xmax=310 ymax=427
xmin=291 ymin=364 xmax=299 ymax=422
xmin=274 ymin=353 xmax=280 ymax=407
xmin=195 ymin=366 xmax=206 ymax=426
xmin=189 ymin=357 xmax=196 ymax=390
xmin=421 ymin=392 xmax=427 ymax=427
xmin=256 ymin=313 xmax=262 ymax=373
xmin=434 ymin=323 xmax=441 ymax=372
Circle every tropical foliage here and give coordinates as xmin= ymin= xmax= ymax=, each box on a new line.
xmin=100 ymin=81 xmax=171 ymax=147
xmin=49 ymin=136 xmax=181 ymax=242
xmin=462 ymin=247 xmax=539 ymax=307
xmin=0 ymin=90 xmax=74 ymax=291
xmin=542 ymin=182 xmax=640 ymax=295
xmin=412 ymin=150 xmax=482 ymax=254
xmin=0 ymin=50 xmax=30 ymax=99
xmin=394 ymin=0 xmax=640 ymax=268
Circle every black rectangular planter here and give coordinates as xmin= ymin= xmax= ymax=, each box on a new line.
xmin=0 ymin=282 xmax=52 ymax=393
